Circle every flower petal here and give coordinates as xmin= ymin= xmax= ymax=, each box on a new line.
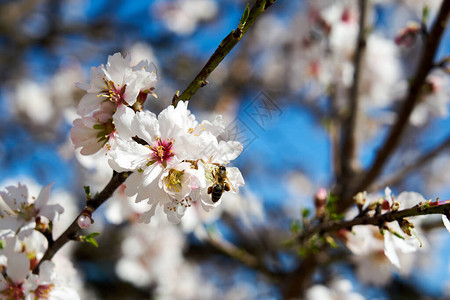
xmin=7 ymin=252 xmax=30 ymax=284
xmin=384 ymin=233 xmax=400 ymax=269
xmin=442 ymin=214 xmax=450 ymax=233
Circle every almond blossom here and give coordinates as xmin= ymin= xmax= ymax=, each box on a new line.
xmin=71 ymin=52 xmax=158 ymax=156
xmin=0 ymin=237 xmax=80 ymax=300
xmin=108 ymin=101 xmax=244 ymax=223
xmin=76 ymin=52 xmax=157 ymax=117
xmin=0 ymin=183 xmax=64 ymax=240
xmin=70 ymin=101 xmax=117 ymax=155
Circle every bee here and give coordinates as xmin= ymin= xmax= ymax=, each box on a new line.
xmin=207 ymin=165 xmax=231 ymax=203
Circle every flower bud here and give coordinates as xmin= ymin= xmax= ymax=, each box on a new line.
xmin=395 ymin=21 xmax=420 ymax=47
xmin=353 ymin=191 xmax=366 ymax=209
xmin=314 ymin=188 xmax=327 ymax=218
xmin=391 ymin=201 xmax=400 ymax=211
xmin=314 ymin=188 xmax=328 ymax=206
xmin=78 ymin=214 xmax=93 ymax=229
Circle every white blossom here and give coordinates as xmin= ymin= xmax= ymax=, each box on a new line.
xmin=0 ymin=237 xmax=79 ymax=300
xmin=115 ymin=215 xmax=185 ymax=288
xmin=108 ymin=101 xmax=244 ymax=223
xmin=0 ymin=183 xmax=64 ymax=239
xmin=76 ymin=52 xmax=157 ymax=117
xmin=305 ymin=278 xmax=365 ymax=300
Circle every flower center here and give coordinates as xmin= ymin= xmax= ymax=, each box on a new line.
xmin=2 ymin=282 xmax=25 ymax=300
xmin=93 ymin=118 xmax=115 ymax=146
xmin=98 ymin=79 xmax=127 ymax=105
xmin=165 ymin=169 xmax=184 ymax=192
xmin=148 ymin=138 xmax=175 ymax=167
xmin=33 ymin=284 xmax=55 ymax=299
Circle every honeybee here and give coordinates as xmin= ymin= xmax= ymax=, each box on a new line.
xmin=207 ymin=165 xmax=231 ymax=203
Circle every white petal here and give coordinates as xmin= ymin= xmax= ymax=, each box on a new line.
xmin=226 ymin=167 xmax=245 ymax=192
xmin=108 ymin=139 xmax=150 ymax=171
xmin=442 ymin=215 xmax=450 ymax=233
xmin=384 ymin=233 xmax=400 ymax=269
xmin=37 ymin=260 xmax=55 ymax=284
xmin=124 ymin=173 xmax=141 ymax=198
xmin=77 ymin=93 xmax=102 ymax=116
xmin=214 ymin=141 xmax=243 ymax=163
xmin=105 ymin=52 xmax=130 ymax=85
xmin=39 ymin=204 xmax=64 ymax=221
xmin=7 ymin=252 xmax=30 ymax=283
xmin=34 ymin=183 xmax=53 ymax=211
xmin=1 ymin=183 xmax=28 ymax=210
xmin=132 ymin=110 xmax=159 ymax=144
xmin=142 ymin=163 xmax=163 ymax=187
xmin=384 ymin=187 xmax=392 ymax=205
xmin=113 ymin=105 xmax=135 ymax=139
xmin=139 ymin=203 xmax=158 ymax=223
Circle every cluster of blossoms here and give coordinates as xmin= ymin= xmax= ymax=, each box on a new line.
xmin=71 ymin=53 xmax=244 ymax=223
xmin=0 ymin=183 xmax=80 ymax=299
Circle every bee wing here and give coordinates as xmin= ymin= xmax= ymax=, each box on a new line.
xmin=225 ymin=177 xmax=236 ymax=192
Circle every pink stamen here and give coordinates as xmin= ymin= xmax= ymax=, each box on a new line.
xmin=149 ymin=138 xmax=175 ymax=165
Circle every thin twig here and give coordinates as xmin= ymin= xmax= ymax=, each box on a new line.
xmin=370 ymin=136 xmax=450 ymax=191
xmin=32 ymin=171 xmax=132 ymax=274
xmin=356 ymin=0 xmax=450 ymax=193
xmin=205 ymin=231 xmax=279 ymax=281
xmin=298 ymin=201 xmax=450 ymax=243
xmin=172 ymin=0 xmax=277 ymax=106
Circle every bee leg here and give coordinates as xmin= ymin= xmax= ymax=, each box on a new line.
xmin=224 ymin=182 xmax=231 ymax=192
xmin=207 ymin=186 xmax=212 ymax=194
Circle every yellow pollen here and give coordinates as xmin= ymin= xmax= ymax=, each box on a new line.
xmin=156 ymin=146 xmax=165 ymax=157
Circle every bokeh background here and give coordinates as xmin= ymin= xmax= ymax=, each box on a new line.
xmin=0 ymin=0 xmax=449 ymax=299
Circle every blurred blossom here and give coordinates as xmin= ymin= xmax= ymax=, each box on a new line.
xmin=7 ymin=62 xmax=84 ymax=130
xmin=305 ymin=278 xmax=365 ymax=300
xmin=104 ymin=183 xmax=152 ymax=225
xmin=156 ymin=262 xmax=217 ymax=300
xmin=10 ymin=79 xmax=55 ymax=126
xmin=115 ymin=213 xmax=185 ymax=288
xmin=425 ymin=155 xmax=450 ymax=194
xmin=0 ymin=182 xmax=63 ymax=240
xmin=0 ymin=237 xmax=80 ymax=300
xmin=155 ymin=0 xmax=218 ymax=35
xmin=181 ymin=188 xmax=265 ymax=239
xmin=360 ymin=35 xmax=402 ymax=108
xmin=127 ymin=42 xmax=159 ymax=69
xmin=0 ymin=177 xmax=79 ymax=246
xmin=0 ymin=177 xmax=83 ymax=299
xmin=410 ymin=71 xmax=449 ymax=126
xmin=285 ymin=171 xmax=315 ymax=217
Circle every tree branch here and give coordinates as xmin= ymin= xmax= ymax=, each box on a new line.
xmin=33 ymin=171 xmax=132 ymax=274
xmin=340 ymin=0 xmax=369 ymax=178
xmin=356 ymin=0 xmax=450 ymax=193
xmin=298 ymin=201 xmax=450 ymax=243
xmin=172 ymin=0 xmax=277 ymax=106
xmin=205 ymin=231 xmax=279 ymax=281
